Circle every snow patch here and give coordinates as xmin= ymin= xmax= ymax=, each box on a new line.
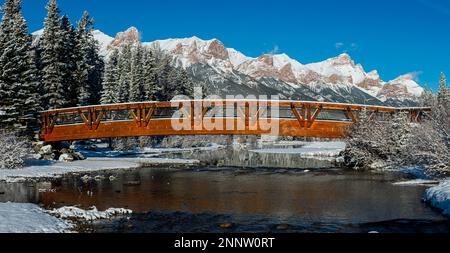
xmin=393 ymin=179 xmax=440 ymax=186
xmin=0 ymin=202 xmax=73 ymax=233
xmin=424 ymin=180 xmax=450 ymax=216
xmin=49 ymin=206 xmax=132 ymax=221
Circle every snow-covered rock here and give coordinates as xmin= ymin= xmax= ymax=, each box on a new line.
xmin=59 ymin=153 xmax=74 ymax=162
xmin=424 ymin=180 xmax=450 ymax=216
xmin=0 ymin=202 xmax=73 ymax=233
xmin=49 ymin=206 xmax=132 ymax=221
xmin=39 ymin=145 xmax=53 ymax=155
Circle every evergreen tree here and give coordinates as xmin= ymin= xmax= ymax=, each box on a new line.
xmin=129 ymin=45 xmax=144 ymax=102
xmin=142 ymin=49 xmax=160 ymax=100
xmin=60 ymin=15 xmax=78 ymax=107
xmin=101 ymin=49 xmax=120 ymax=104
xmin=156 ymin=57 xmax=177 ymax=101
xmin=0 ymin=0 xmax=41 ymax=127
xmin=117 ymin=44 xmax=132 ymax=103
xmin=437 ymin=72 xmax=449 ymax=106
xmin=419 ymin=84 xmax=434 ymax=107
xmin=75 ymin=11 xmax=104 ymax=106
xmin=175 ymin=69 xmax=194 ymax=97
xmin=41 ymin=0 xmax=66 ymax=109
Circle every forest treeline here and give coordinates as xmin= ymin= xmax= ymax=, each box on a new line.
xmin=0 ymin=0 xmax=194 ymax=129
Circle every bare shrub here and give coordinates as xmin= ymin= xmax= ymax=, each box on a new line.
xmin=0 ymin=131 xmax=30 ymax=169
xmin=344 ymin=105 xmax=450 ymax=177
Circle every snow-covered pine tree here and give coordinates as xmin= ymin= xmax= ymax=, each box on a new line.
xmin=0 ymin=0 xmax=41 ymax=127
xmin=156 ymin=56 xmax=177 ymax=101
xmin=437 ymin=72 xmax=449 ymax=107
xmin=101 ymin=49 xmax=120 ymax=104
xmin=60 ymin=15 xmax=78 ymax=107
xmin=40 ymin=0 xmax=67 ymax=109
xmin=175 ymin=69 xmax=194 ymax=97
xmin=419 ymin=84 xmax=435 ymax=107
xmin=75 ymin=11 xmax=104 ymax=106
xmin=142 ymin=49 xmax=160 ymax=100
xmin=12 ymin=6 xmax=41 ymax=122
xmin=129 ymin=44 xmax=145 ymax=102
xmin=117 ymin=44 xmax=132 ymax=103
xmin=0 ymin=0 xmax=19 ymax=126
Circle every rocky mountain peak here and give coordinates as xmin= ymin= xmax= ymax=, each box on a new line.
xmin=206 ymin=39 xmax=229 ymax=61
xmin=81 ymin=29 xmax=424 ymax=105
xmin=331 ymin=53 xmax=355 ymax=66
xmin=108 ymin=26 xmax=141 ymax=49
xmin=257 ymin=54 xmax=274 ymax=66
xmin=367 ymin=70 xmax=380 ymax=80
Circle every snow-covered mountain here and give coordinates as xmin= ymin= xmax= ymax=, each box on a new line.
xmin=33 ymin=27 xmax=424 ymax=105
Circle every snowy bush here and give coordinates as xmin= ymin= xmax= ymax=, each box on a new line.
xmin=344 ymin=105 xmax=450 ymax=176
xmin=0 ymin=131 xmax=30 ymax=169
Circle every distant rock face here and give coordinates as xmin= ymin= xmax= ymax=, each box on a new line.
xmin=356 ymin=70 xmax=384 ymax=97
xmin=207 ymin=39 xmax=229 ymax=61
xmin=33 ymin=26 xmax=422 ymax=105
xmin=378 ymin=74 xmax=424 ymax=102
xmin=108 ymin=27 xmax=141 ymax=49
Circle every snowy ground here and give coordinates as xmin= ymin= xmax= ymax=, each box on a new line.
xmin=0 ymin=157 xmax=199 ymax=183
xmin=424 ymin=180 xmax=450 ymax=216
xmin=0 ymin=202 xmax=73 ymax=233
xmin=251 ymin=141 xmax=346 ymax=157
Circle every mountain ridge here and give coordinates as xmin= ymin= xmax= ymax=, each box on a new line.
xmin=32 ymin=27 xmax=424 ymax=106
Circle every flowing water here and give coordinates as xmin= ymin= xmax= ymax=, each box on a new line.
xmin=1 ymin=166 xmax=449 ymax=233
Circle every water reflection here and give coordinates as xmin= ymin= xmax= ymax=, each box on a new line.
xmin=1 ymin=167 xmax=445 ymax=226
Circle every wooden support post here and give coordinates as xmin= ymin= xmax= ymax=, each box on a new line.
xmin=245 ymin=102 xmax=249 ymax=129
xmin=305 ymin=106 xmax=311 ymax=128
xmin=291 ymin=103 xmax=305 ymax=128
xmin=42 ymin=112 xmax=47 ymax=134
xmin=143 ymin=107 xmax=155 ymax=127
xmin=307 ymin=107 xmax=322 ymax=128
xmin=191 ymin=101 xmax=195 ymax=130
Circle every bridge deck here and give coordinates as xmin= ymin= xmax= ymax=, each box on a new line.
xmin=39 ymin=100 xmax=430 ymax=142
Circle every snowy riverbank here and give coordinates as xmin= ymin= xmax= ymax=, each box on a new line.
xmin=0 ymin=157 xmax=199 ymax=183
xmin=0 ymin=202 xmax=73 ymax=233
xmin=251 ymin=141 xmax=346 ymax=157
xmin=424 ymin=180 xmax=450 ymax=216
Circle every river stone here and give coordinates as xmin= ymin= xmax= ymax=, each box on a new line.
xmin=275 ymin=224 xmax=290 ymax=230
xmin=59 ymin=153 xmax=74 ymax=162
xmin=43 ymin=153 xmax=55 ymax=161
xmin=123 ymin=181 xmax=141 ymax=186
xmin=219 ymin=223 xmax=234 ymax=229
xmin=60 ymin=148 xmax=70 ymax=154
xmin=40 ymin=145 xmax=53 ymax=155
xmin=72 ymin=152 xmax=85 ymax=161
xmin=32 ymin=141 xmax=45 ymax=153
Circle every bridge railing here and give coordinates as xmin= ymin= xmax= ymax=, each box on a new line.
xmin=39 ymin=100 xmax=431 ymax=141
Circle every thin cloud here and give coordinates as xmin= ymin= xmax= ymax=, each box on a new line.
xmin=416 ymin=0 xmax=450 ymax=17
xmin=268 ymin=45 xmax=281 ymax=55
xmin=334 ymin=42 xmax=358 ymax=53
xmin=404 ymin=71 xmax=424 ymax=82
xmin=335 ymin=42 xmax=344 ymax=49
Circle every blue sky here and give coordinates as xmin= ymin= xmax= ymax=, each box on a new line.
xmin=9 ymin=0 xmax=450 ymax=90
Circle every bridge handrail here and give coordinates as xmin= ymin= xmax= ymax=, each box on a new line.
xmin=41 ymin=100 xmax=432 ymax=114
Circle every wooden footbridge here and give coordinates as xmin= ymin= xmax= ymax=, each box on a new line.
xmin=39 ymin=100 xmax=430 ymax=142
